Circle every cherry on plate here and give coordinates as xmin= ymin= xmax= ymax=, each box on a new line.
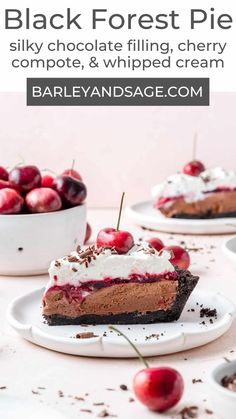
xmin=41 ymin=174 xmax=54 ymax=188
xmin=9 ymin=165 xmax=41 ymax=193
xmin=97 ymin=227 xmax=134 ymax=254
xmin=84 ymin=223 xmax=92 ymax=244
xmin=133 ymin=367 xmax=184 ymax=412
xmin=0 ymin=188 xmax=24 ymax=214
xmin=183 ymin=160 xmax=205 ymax=177
xmin=147 ymin=237 xmax=164 ymax=252
xmin=0 ymin=166 xmax=9 ymax=181
xmin=25 ymin=188 xmax=62 ymax=213
xmin=52 ymin=175 xmax=87 ymax=207
xmin=164 ymin=245 xmax=190 ymax=270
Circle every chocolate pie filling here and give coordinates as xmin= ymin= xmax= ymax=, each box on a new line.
xmin=159 ymin=190 xmax=236 ymax=219
xmin=43 ymin=269 xmax=198 ymax=325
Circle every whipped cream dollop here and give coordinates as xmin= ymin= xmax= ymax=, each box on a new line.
xmin=47 ymin=242 xmax=174 ymax=288
xmin=152 ymin=167 xmax=236 ymax=206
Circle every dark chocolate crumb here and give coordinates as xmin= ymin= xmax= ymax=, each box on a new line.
xmin=192 ymin=378 xmax=203 ymax=384
xmin=200 ymin=308 xmax=217 ymax=318
xmin=58 ymin=390 xmax=64 ymax=398
xmin=0 ymin=386 xmax=7 ymax=390
xmin=129 ymin=397 xmax=135 ymax=402
xmin=80 ymin=409 xmax=92 ymax=413
xmin=93 ymin=402 xmax=105 ymax=406
xmin=120 ymin=384 xmax=128 ymax=391
xmin=145 ymin=333 xmax=159 ymax=341
xmin=205 ymin=409 xmax=213 ymax=415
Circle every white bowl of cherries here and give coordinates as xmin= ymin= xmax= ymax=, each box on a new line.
xmin=0 ymin=164 xmax=87 ymax=276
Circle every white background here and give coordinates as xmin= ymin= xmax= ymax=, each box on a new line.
xmin=0 ymin=0 xmax=235 ymax=92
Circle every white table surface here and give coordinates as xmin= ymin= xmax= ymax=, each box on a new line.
xmin=1 ymin=208 xmax=236 ymax=419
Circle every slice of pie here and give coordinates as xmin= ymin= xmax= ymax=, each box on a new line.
xmin=152 ymin=167 xmax=236 ymax=219
xmin=42 ymin=243 xmax=198 ymax=325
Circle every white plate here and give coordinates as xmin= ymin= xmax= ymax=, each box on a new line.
xmin=0 ymin=395 xmax=67 ymax=419
xmin=222 ymin=236 xmax=236 ymax=268
xmin=126 ymin=200 xmax=236 ymax=235
xmin=7 ymin=288 xmax=235 ymax=358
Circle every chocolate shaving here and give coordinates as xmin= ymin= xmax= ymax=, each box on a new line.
xmin=68 ymin=256 xmax=80 ymax=263
xmin=179 ymin=406 xmax=198 ymax=418
xmin=192 ymin=378 xmax=203 ymax=384
xmin=75 ymin=332 xmax=98 ymax=339
xmin=55 ymin=260 xmax=61 ymax=267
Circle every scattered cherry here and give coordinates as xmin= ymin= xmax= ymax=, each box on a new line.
xmin=0 ymin=166 xmax=8 ymax=181
xmin=0 ymin=188 xmax=24 ymax=214
xmin=133 ymin=367 xmax=184 ymax=412
xmin=62 ymin=160 xmax=82 ymax=180
xmin=0 ymin=180 xmax=10 ymax=190
xmin=26 ymin=188 xmax=62 ymax=213
xmin=110 ymin=326 xmax=184 ymax=413
xmin=84 ymin=223 xmax=92 ymax=244
xmin=183 ymin=160 xmax=205 ymax=177
xmin=52 ymin=175 xmax=87 ymax=206
xmin=147 ymin=237 xmax=164 ymax=252
xmin=41 ymin=174 xmax=54 ymax=188
xmin=9 ymin=165 xmax=41 ymax=193
xmin=164 ymin=245 xmax=190 ymax=270
xmin=96 ymin=193 xmax=134 ymax=254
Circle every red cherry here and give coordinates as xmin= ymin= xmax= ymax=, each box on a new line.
xmin=62 ymin=168 xmax=82 ymax=181
xmin=84 ymin=223 xmax=92 ymax=244
xmin=9 ymin=165 xmax=41 ymax=193
xmin=96 ymin=228 xmax=134 ymax=254
xmin=133 ymin=367 xmax=184 ymax=412
xmin=147 ymin=237 xmax=164 ymax=252
xmin=0 ymin=180 xmax=10 ymax=190
xmin=164 ymin=245 xmax=190 ymax=270
xmin=183 ymin=160 xmax=205 ymax=177
xmin=0 ymin=166 xmax=9 ymax=181
xmin=0 ymin=188 xmax=24 ymax=214
xmin=25 ymin=188 xmax=62 ymax=213
xmin=52 ymin=175 xmax=87 ymax=207
xmin=41 ymin=174 xmax=54 ymax=188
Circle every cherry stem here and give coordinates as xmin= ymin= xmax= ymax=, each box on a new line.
xmin=69 ymin=159 xmax=75 ymax=177
xmin=193 ymin=132 xmax=198 ymax=161
xmin=109 ymin=326 xmax=149 ymax=368
xmin=116 ymin=192 xmax=125 ymax=231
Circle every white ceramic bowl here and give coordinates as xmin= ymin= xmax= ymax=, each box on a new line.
xmin=0 ymin=204 xmax=86 ymax=276
xmin=222 ymin=236 xmax=236 ymax=268
xmin=208 ymin=360 xmax=236 ymax=419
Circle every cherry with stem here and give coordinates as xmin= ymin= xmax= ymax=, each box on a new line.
xmin=109 ymin=326 xmax=184 ymax=413
xmin=96 ymin=193 xmax=134 ymax=254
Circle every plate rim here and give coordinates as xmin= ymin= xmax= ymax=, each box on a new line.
xmin=6 ymin=287 xmax=236 ymax=357
xmin=126 ymin=200 xmax=236 ymax=234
